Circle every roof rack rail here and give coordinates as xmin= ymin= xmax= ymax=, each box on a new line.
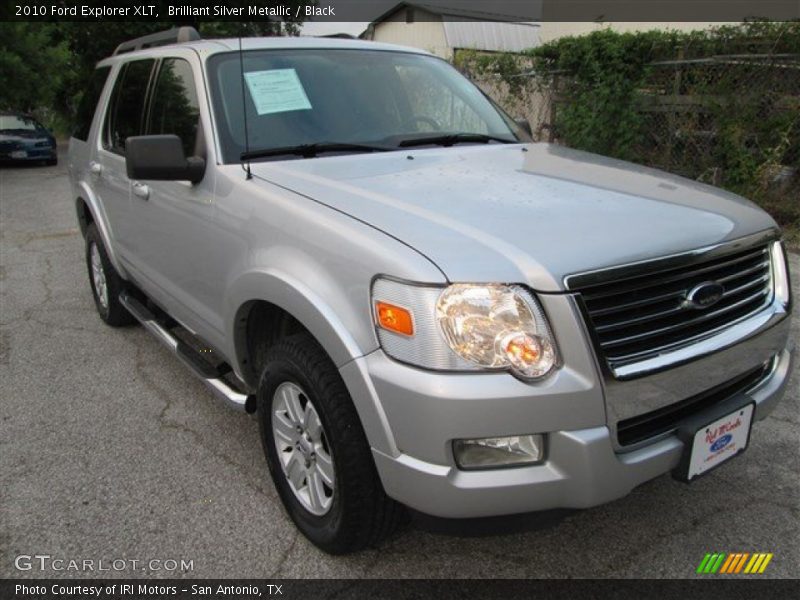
xmin=113 ymin=26 xmax=201 ymax=56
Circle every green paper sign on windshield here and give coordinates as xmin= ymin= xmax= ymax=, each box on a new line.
xmin=244 ymin=68 xmax=313 ymax=116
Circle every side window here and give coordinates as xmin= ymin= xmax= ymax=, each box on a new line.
xmin=73 ymin=66 xmax=111 ymax=141
xmin=104 ymin=59 xmax=155 ymax=154
xmin=147 ymin=58 xmax=200 ymax=157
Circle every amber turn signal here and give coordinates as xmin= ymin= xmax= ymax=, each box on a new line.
xmin=375 ymin=302 xmax=414 ymax=336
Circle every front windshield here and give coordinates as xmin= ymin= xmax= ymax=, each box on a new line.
xmin=208 ymin=48 xmax=520 ymax=162
xmin=0 ymin=115 xmax=43 ymax=133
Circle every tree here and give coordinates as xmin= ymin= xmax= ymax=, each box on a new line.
xmin=0 ymin=23 xmax=69 ymax=115
xmin=2 ymin=2 xmax=315 ymax=130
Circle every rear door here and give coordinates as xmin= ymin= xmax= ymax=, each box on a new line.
xmin=68 ymin=65 xmax=111 ymax=179
xmin=92 ymin=58 xmax=155 ymax=263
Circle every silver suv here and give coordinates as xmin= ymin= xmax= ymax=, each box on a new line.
xmin=68 ymin=28 xmax=794 ymax=554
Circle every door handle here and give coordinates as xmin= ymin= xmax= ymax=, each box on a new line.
xmin=132 ymin=182 xmax=150 ymax=200
xmin=88 ymin=161 xmax=102 ymax=176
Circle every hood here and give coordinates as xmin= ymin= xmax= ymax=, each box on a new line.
xmin=251 ymin=143 xmax=776 ymax=291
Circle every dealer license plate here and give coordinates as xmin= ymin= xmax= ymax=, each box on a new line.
xmin=679 ymin=403 xmax=754 ymax=482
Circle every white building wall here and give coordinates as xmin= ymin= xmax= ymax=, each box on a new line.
xmin=367 ymin=17 xmax=728 ymax=57
xmin=367 ymin=10 xmax=452 ymax=58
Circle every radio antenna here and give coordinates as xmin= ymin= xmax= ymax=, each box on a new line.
xmin=239 ymin=27 xmax=252 ymax=180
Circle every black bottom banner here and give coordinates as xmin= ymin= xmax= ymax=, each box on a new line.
xmin=3 ymin=579 xmax=800 ymax=600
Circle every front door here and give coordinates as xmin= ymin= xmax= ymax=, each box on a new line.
xmin=125 ymin=55 xmax=222 ymax=339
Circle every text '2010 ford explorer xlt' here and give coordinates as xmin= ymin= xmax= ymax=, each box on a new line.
xmin=68 ymin=28 xmax=794 ymax=554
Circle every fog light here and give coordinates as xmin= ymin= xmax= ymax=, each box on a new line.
xmin=453 ymin=434 xmax=544 ymax=470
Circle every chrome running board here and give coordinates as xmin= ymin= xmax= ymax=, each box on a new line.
xmin=119 ymin=291 xmax=255 ymax=413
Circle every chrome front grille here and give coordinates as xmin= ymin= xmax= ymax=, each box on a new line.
xmin=615 ymin=360 xmax=772 ymax=446
xmin=574 ymin=244 xmax=773 ymax=370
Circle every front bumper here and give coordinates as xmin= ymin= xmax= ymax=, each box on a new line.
xmin=341 ymin=296 xmax=793 ymax=519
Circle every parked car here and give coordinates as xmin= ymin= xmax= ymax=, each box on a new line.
xmin=0 ymin=112 xmax=57 ymax=165
xmin=68 ymin=28 xmax=793 ymax=554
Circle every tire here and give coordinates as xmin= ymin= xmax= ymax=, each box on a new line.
xmin=85 ymin=223 xmax=136 ymax=327
xmin=47 ymin=157 xmax=58 ymax=166
xmin=257 ymin=333 xmax=406 ymax=554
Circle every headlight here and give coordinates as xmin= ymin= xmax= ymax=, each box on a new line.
xmin=437 ymin=284 xmax=557 ymax=379
xmin=771 ymin=241 xmax=791 ymax=308
xmin=372 ymin=279 xmax=559 ymax=381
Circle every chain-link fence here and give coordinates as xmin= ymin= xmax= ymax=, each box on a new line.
xmin=468 ymin=53 xmax=800 ymax=178
xmin=459 ymin=56 xmax=554 ymax=141
xmin=628 ymin=54 xmax=798 ymax=185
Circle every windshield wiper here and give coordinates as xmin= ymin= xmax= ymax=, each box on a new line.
xmin=241 ymin=142 xmax=392 ymax=161
xmin=397 ymin=133 xmax=516 ymax=148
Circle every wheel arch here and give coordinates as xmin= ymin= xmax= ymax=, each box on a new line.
xmin=74 ymin=182 xmax=128 ymax=278
xmin=229 ymin=269 xmax=371 ymax=387
xmin=228 ymin=269 xmax=397 ymax=455
xmin=75 ymin=196 xmax=94 ymax=236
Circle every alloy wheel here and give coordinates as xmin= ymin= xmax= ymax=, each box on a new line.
xmin=271 ymin=382 xmax=336 ymax=515
xmin=90 ymin=242 xmax=109 ymax=311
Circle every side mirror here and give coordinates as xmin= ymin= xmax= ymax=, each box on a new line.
xmin=515 ymin=118 xmax=533 ymax=138
xmin=125 ymin=135 xmax=205 ymax=184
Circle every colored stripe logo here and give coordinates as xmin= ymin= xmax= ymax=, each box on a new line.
xmin=697 ymin=552 xmax=773 ymax=574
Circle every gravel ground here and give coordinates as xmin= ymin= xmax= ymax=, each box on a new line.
xmin=1 ymin=150 xmax=798 ymax=579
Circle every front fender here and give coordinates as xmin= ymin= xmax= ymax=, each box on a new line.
xmin=226 ymin=267 xmax=373 ymax=379
xmin=226 ymin=267 xmax=397 ymax=454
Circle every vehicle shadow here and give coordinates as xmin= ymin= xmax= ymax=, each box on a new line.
xmin=409 ymin=507 xmax=576 ymax=538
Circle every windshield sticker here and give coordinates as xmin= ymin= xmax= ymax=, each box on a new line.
xmin=244 ymin=69 xmax=312 ymax=116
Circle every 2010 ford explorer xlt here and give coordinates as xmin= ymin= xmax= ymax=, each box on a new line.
xmin=68 ymin=29 xmax=794 ymax=554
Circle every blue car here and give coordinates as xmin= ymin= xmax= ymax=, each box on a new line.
xmin=0 ymin=112 xmax=57 ymax=165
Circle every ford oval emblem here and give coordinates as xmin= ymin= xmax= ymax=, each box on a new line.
xmin=685 ymin=281 xmax=725 ymax=310
xmin=710 ymin=434 xmax=733 ymax=452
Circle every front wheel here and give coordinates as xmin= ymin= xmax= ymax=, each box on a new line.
xmin=257 ymin=333 xmax=406 ymax=554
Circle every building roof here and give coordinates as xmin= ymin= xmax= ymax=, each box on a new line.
xmin=442 ymin=19 xmax=540 ymax=53
xmin=366 ymin=2 xmax=541 ymax=53
xmin=369 ymin=1 xmax=542 ymax=24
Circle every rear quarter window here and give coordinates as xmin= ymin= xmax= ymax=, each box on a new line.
xmin=72 ymin=66 xmax=111 ymax=142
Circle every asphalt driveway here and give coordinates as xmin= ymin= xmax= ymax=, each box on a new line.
xmin=1 ymin=150 xmax=798 ymax=578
